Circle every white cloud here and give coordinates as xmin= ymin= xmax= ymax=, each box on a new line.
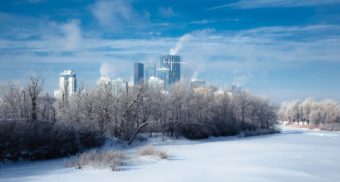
xmin=60 ymin=20 xmax=82 ymax=51
xmin=1 ymin=24 xmax=340 ymax=93
xmin=90 ymin=0 xmax=147 ymax=30
xmin=2 ymin=25 xmax=340 ymax=65
xmin=189 ymin=18 xmax=240 ymax=25
xmin=0 ymin=13 xmax=83 ymax=52
xmin=209 ymin=0 xmax=340 ymax=10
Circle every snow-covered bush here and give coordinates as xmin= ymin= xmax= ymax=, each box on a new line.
xmin=65 ymin=150 xmax=125 ymax=171
xmin=139 ymin=145 xmax=168 ymax=159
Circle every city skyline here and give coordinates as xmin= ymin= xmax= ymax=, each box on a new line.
xmin=1 ymin=0 xmax=340 ymax=103
xmin=1 ymin=1 xmax=340 ymax=179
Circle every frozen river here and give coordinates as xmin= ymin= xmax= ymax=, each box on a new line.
xmin=1 ymin=127 xmax=339 ymax=182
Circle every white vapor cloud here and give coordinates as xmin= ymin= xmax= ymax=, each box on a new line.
xmin=100 ymin=62 xmax=115 ymax=78
xmin=232 ymin=70 xmax=249 ymax=87
xmin=209 ymin=0 xmax=340 ymax=10
xmin=61 ymin=20 xmax=82 ymax=51
xmin=169 ymin=34 xmax=191 ymax=55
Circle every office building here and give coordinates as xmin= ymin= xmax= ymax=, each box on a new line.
xmin=134 ymin=62 xmax=144 ymax=85
xmin=160 ymin=54 xmax=181 ymax=85
xmin=148 ymin=76 xmax=164 ymax=89
xmin=144 ymin=62 xmax=156 ymax=83
xmin=191 ymin=80 xmax=206 ymax=88
xmin=96 ymin=77 xmax=128 ymax=96
xmin=157 ymin=67 xmax=170 ymax=89
xmin=54 ymin=70 xmax=77 ymax=99
xmin=112 ymin=78 xmax=128 ymax=96
xmin=96 ymin=76 xmax=112 ymax=89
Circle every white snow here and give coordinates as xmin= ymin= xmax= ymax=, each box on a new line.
xmin=1 ymin=128 xmax=340 ymax=182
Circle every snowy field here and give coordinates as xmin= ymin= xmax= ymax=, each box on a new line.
xmin=1 ymin=127 xmax=340 ymax=182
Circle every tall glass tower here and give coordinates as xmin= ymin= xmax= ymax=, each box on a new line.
xmin=157 ymin=67 xmax=170 ymax=89
xmin=160 ymin=54 xmax=181 ymax=85
xmin=134 ymin=62 xmax=144 ymax=85
xmin=144 ymin=62 xmax=156 ymax=83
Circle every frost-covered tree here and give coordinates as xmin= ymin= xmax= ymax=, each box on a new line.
xmin=279 ymin=98 xmax=340 ymax=128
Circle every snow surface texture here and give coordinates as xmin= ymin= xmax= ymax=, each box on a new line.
xmin=1 ymin=128 xmax=340 ymax=182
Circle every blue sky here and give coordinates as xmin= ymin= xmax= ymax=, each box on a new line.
xmin=1 ymin=0 xmax=340 ymax=102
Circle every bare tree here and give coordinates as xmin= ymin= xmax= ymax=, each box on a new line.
xmin=27 ymin=76 xmax=44 ymax=121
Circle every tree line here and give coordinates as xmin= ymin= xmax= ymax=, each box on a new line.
xmin=0 ymin=76 xmax=278 ymax=161
xmin=279 ymin=98 xmax=340 ymax=129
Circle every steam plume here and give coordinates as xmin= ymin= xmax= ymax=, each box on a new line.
xmin=100 ymin=62 xmax=115 ymax=78
xmin=169 ymin=34 xmax=191 ymax=55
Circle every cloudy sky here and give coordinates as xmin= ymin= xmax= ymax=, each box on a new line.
xmin=1 ymin=0 xmax=340 ymax=102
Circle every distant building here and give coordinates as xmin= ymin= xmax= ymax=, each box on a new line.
xmin=157 ymin=67 xmax=170 ymax=89
xmin=160 ymin=54 xmax=181 ymax=85
xmin=134 ymin=62 xmax=144 ymax=85
xmin=193 ymin=86 xmax=217 ymax=95
xmin=112 ymin=78 xmax=128 ymax=96
xmin=96 ymin=76 xmax=112 ymax=89
xmin=96 ymin=77 xmax=128 ymax=96
xmin=54 ymin=70 xmax=77 ymax=99
xmin=144 ymin=62 xmax=156 ymax=83
xmin=231 ymin=85 xmax=242 ymax=93
xmin=148 ymin=76 xmax=164 ymax=89
xmin=214 ymin=89 xmax=233 ymax=97
xmin=191 ymin=80 xmax=206 ymax=88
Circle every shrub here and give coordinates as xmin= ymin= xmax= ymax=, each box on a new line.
xmin=241 ymin=128 xmax=280 ymax=137
xmin=65 ymin=150 xmax=125 ymax=171
xmin=0 ymin=120 xmax=105 ymax=162
xmin=176 ymin=123 xmax=210 ymax=139
xmin=319 ymin=123 xmax=340 ymax=131
xmin=139 ymin=145 xmax=168 ymax=159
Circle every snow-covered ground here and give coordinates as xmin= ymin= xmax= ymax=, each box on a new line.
xmin=1 ymin=128 xmax=340 ymax=182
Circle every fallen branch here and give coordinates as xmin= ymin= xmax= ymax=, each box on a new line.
xmin=128 ymin=121 xmax=150 ymax=145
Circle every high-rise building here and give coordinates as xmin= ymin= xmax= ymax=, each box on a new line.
xmin=112 ymin=78 xmax=128 ymax=96
xmin=144 ymin=62 xmax=156 ymax=83
xmin=191 ymin=80 xmax=206 ymax=88
xmin=54 ymin=70 xmax=77 ymax=99
xmin=134 ymin=62 xmax=144 ymax=85
xmin=96 ymin=76 xmax=112 ymax=89
xmin=231 ymin=85 xmax=242 ymax=93
xmin=96 ymin=77 xmax=128 ymax=96
xmin=148 ymin=76 xmax=164 ymax=89
xmin=160 ymin=54 xmax=181 ymax=85
xmin=157 ymin=67 xmax=170 ymax=89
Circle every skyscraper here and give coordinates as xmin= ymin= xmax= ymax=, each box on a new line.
xmin=160 ymin=54 xmax=181 ymax=85
xmin=157 ymin=67 xmax=169 ymax=89
xmin=148 ymin=76 xmax=164 ymax=89
xmin=134 ymin=62 xmax=144 ymax=85
xmin=144 ymin=62 xmax=156 ymax=83
xmin=112 ymin=78 xmax=128 ymax=96
xmin=96 ymin=77 xmax=128 ymax=96
xmin=54 ymin=70 xmax=77 ymax=99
